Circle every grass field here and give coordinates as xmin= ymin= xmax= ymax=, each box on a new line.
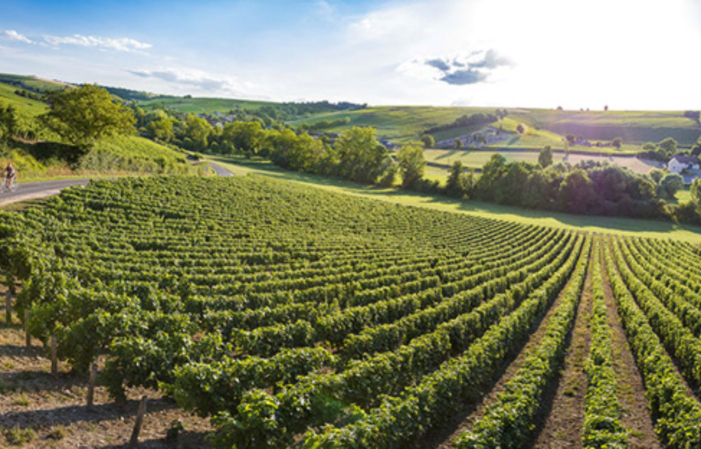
xmin=209 ymin=155 xmax=701 ymax=243
xmin=138 ymin=96 xmax=277 ymax=113
xmin=290 ymin=106 xmax=701 ymax=148
xmin=0 ymin=81 xmax=47 ymax=116
xmin=424 ymin=148 xmax=663 ymax=174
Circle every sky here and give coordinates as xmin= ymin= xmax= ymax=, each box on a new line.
xmin=2 ymin=0 xmax=701 ymax=109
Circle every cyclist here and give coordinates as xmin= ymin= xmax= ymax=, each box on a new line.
xmin=3 ymin=162 xmax=16 ymax=189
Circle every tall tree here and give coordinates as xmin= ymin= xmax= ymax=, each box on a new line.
xmin=41 ymin=84 xmax=135 ymax=148
xmin=421 ymin=134 xmax=435 ymax=148
xmin=538 ymin=145 xmax=553 ymax=168
xmin=397 ymin=143 xmax=426 ymax=188
xmin=334 ymin=127 xmax=386 ymax=184
xmin=659 ymin=173 xmax=684 ymax=199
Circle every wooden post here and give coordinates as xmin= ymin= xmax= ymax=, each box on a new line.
xmin=87 ymin=363 xmax=97 ymax=410
xmin=24 ymin=309 xmax=30 ymax=348
xmin=5 ymin=292 xmax=11 ymax=324
xmin=129 ymin=396 xmax=148 ymax=449
xmin=50 ymin=334 xmax=58 ymax=375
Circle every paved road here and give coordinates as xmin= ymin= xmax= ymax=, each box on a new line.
xmin=0 ymin=163 xmax=235 ymax=207
xmin=209 ymin=163 xmax=234 ymax=177
xmin=0 ymin=178 xmax=91 ymax=206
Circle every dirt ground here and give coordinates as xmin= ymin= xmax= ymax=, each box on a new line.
xmin=416 ymin=259 xmax=585 ymax=449
xmin=531 ymin=257 xmax=593 ymax=448
xmin=0 ymin=285 xmax=213 ymax=449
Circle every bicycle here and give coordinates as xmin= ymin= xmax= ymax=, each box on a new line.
xmin=0 ymin=175 xmax=17 ymax=193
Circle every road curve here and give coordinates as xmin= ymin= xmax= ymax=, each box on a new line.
xmin=0 ymin=179 xmax=91 ymax=207
xmin=209 ymin=163 xmax=234 ymax=177
xmin=0 ymin=163 xmax=234 ymax=207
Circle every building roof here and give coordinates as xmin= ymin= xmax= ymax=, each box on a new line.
xmin=671 ymin=155 xmax=699 ymax=164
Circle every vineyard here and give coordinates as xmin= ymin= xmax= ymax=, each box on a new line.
xmin=1 ymin=176 xmax=701 ymax=448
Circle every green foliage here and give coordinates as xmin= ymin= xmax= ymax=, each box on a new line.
xmin=334 ymin=127 xmax=386 ymax=184
xmin=648 ymin=168 xmax=665 ymax=184
xmin=445 ymin=161 xmax=473 ymax=198
xmin=659 ymin=173 xmax=684 ymax=199
xmin=420 ymin=134 xmax=435 ymax=148
xmin=397 ymin=143 xmax=426 ymax=189
xmin=691 ymin=178 xmax=701 ymax=205
xmin=41 ymin=84 xmax=136 ymax=148
xmin=559 ymin=169 xmax=594 ymax=214
xmin=538 ymin=145 xmax=553 ymax=168
xmin=581 ymin=241 xmax=628 ymax=448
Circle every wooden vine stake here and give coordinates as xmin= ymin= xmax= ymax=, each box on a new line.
xmin=50 ymin=334 xmax=58 ymax=375
xmin=24 ymin=309 xmax=30 ymax=348
xmin=87 ymin=363 xmax=97 ymax=410
xmin=129 ymin=396 xmax=148 ymax=449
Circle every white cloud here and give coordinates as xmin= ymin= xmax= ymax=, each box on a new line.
xmin=129 ymin=68 xmax=246 ymax=95
xmin=3 ymin=30 xmax=34 ymax=44
xmin=44 ymin=35 xmax=151 ymax=52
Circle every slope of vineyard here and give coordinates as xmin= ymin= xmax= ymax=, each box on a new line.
xmin=1 ymin=175 xmax=701 ymax=448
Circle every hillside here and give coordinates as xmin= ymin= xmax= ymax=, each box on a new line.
xmin=0 ymin=75 xmax=202 ymax=180
xmin=291 ymin=106 xmax=701 ymax=148
xmin=2 ymin=175 xmax=701 ymax=447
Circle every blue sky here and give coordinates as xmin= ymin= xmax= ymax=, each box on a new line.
xmin=2 ymin=0 xmax=701 ymax=109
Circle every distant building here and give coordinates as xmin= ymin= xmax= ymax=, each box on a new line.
xmin=668 ymin=155 xmax=700 ymax=174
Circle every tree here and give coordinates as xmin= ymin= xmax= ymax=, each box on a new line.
xmin=41 ymin=84 xmax=135 ymax=148
xmin=647 ymin=168 xmax=665 ymax=184
xmin=445 ymin=161 xmax=474 ymax=198
xmin=397 ymin=143 xmax=426 ymax=189
xmin=565 ymin=134 xmax=576 ymax=145
xmin=538 ymin=145 xmax=553 ymax=168
xmin=221 ymin=121 xmax=263 ymax=155
xmin=691 ymin=178 xmax=701 ymax=204
xmin=612 ymin=137 xmax=623 ymax=149
xmin=659 ymin=173 xmax=684 ymax=199
xmin=182 ymin=115 xmax=212 ymax=152
xmin=516 ymin=124 xmax=525 ymax=134
xmin=604 ymin=105 xmax=608 ymax=111
xmin=420 ymin=134 xmax=435 ymax=148
xmin=558 ymin=169 xmax=594 ymax=214
xmin=377 ymin=157 xmax=399 ymax=187
xmin=657 ymin=137 xmax=678 ymax=155
xmin=334 ymin=126 xmax=386 ymax=183
xmin=453 ymin=138 xmax=463 ymax=149
xmin=0 ymin=103 xmax=20 ymax=142
xmin=146 ymin=117 xmax=175 ymax=142
xmin=691 ymin=140 xmax=701 ymax=157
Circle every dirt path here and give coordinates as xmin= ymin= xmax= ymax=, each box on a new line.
xmin=601 ymin=253 xmax=661 ymax=449
xmin=530 ymin=258 xmax=594 ymax=448
xmin=0 ymin=285 xmax=213 ymax=448
xmin=418 ymin=263 xmax=584 ymax=449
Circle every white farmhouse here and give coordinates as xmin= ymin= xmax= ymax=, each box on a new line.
xmin=668 ymin=155 xmax=700 ymax=174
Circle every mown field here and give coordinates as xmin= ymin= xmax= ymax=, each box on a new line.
xmin=424 ymin=148 xmax=663 ymax=173
xmin=2 ymin=176 xmax=701 ymax=448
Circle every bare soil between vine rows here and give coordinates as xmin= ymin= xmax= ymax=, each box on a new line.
xmin=0 ymin=283 xmax=213 ymax=449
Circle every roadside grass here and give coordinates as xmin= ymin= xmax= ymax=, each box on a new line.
xmin=209 ymin=155 xmax=701 ymax=243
